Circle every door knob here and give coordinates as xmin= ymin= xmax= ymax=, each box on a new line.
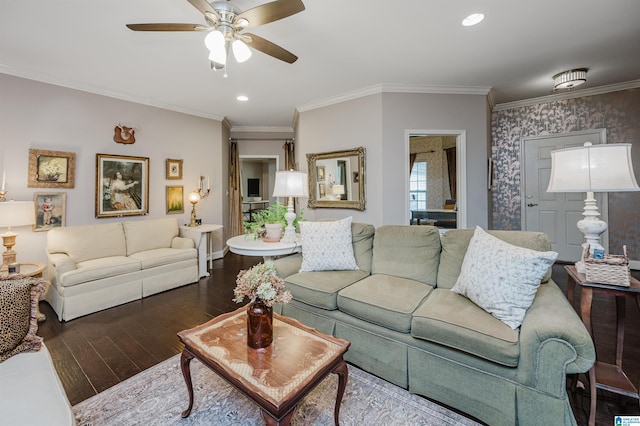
xmin=527 ymin=203 xmax=538 ymax=207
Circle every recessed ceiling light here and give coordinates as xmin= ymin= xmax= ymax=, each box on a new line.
xmin=462 ymin=13 xmax=484 ymax=27
xmin=237 ymin=95 xmax=249 ymax=102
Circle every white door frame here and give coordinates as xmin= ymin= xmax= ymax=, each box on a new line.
xmin=404 ymin=129 xmax=467 ymax=229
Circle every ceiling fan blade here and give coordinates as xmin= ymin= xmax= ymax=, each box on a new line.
xmin=187 ymin=0 xmax=217 ymax=16
xmin=237 ymin=0 xmax=305 ymax=29
xmin=126 ymin=23 xmax=207 ymax=32
xmin=244 ymin=33 xmax=298 ymax=64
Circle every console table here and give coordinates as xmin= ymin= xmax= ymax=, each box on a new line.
xmin=565 ymin=264 xmax=640 ymax=426
xmin=227 ymin=234 xmax=301 ymax=261
xmin=180 ymin=224 xmax=223 ymax=277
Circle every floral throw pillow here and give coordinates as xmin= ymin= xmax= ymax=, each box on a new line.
xmin=0 ymin=276 xmax=47 ymax=363
xmin=451 ymin=226 xmax=558 ymax=329
xmin=299 ymin=217 xmax=359 ymax=272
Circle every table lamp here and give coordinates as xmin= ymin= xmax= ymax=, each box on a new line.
xmin=332 ymin=184 xmax=345 ymax=200
xmin=188 ymin=191 xmax=202 ymax=227
xmin=0 ymin=200 xmax=35 ymax=268
xmin=546 ymin=142 xmax=639 ymax=272
xmin=272 ymin=170 xmax=308 ymax=244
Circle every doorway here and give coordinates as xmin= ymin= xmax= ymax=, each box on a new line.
xmin=521 ymin=129 xmax=607 ymax=261
xmin=239 ymin=155 xmax=279 ymax=222
xmin=405 ymin=129 xmax=467 ymax=229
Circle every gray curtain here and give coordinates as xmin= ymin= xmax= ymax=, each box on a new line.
xmin=445 ymin=147 xmax=456 ymax=200
xmin=229 ymin=139 xmax=243 ymax=236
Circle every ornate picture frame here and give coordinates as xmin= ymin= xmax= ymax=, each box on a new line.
xmin=33 ymin=192 xmax=66 ymax=231
xmin=28 ymin=149 xmax=76 ymax=188
xmin=96 ymin=154 xmax=149 ymax=218
xmin=166 ymin=185 xmax=184 ymax=214
xmin=166 ymin=158 xmax=183 ymax=180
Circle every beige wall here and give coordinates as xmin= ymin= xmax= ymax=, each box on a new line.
xmin=297 ymin=92 xmax=490 ymax=227
xmin=0 ymin=74 xmax=224 ymax=264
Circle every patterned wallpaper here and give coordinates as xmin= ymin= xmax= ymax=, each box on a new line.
xmin=491 ymin=88 xmax=640 ymax=259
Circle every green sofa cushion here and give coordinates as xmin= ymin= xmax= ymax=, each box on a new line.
xmin=371 ymin=225 xmax=441 ymax=285
xmin=285 ymin=270 xmax=370 ymax=310
xmin=337 ymin=274 xmax=433 ymax=333
xmin=411 ymin=289 xmax=520 ymax=367
xmin=437 ymin=229 xmax=553 ymax=289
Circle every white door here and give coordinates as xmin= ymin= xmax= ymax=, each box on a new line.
xmin=521 ymin=130 xmax=607 ymax=262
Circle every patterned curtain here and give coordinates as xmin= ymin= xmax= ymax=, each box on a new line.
xmin=229 ymin=138 xmax=243 ymax=236
xmin=283 ymin=139 xmax=296 ymax=171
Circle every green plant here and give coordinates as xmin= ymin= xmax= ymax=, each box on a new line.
xmin=243 ymin=202 xmax=304 ymax=238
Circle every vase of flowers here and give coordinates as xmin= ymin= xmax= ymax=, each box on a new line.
xmin=233 ymin=262 xmax=292 ymax=349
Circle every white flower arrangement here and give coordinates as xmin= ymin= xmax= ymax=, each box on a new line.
xmin=233 ymin=261 xmax=292 ymax=307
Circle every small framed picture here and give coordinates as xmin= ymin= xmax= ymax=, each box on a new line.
xmin=316 ymin=166 xmax=326 ymax=182
xmin=166 ymin=185 xmax=184 ymax=214
xmin=28 ymin=149 xmax=76 ymax=188
xmin=33 ymin=192 xmax=66 ymax=231
xmin=166 ymin=158 xmax=183 ymax=180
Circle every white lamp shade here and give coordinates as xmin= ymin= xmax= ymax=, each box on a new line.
xmin=232 ymin=40 xmax=252 ymax=63
xmin=547 ymin=143 xmax=639 ymax=192
xmin=205 ymin=31 xmax=227 ymax=65
xmin=0 ymin=201 xmax=35 ymax=228
xmin=332 ymin=184 xmax=345 ymax=195
xmin=188 ymin=191 xmax=201 ymax=204
xmin=272 ymin=171 xmax=309 ymax=198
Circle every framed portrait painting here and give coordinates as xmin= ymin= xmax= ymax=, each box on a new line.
xmin=166 ymin=158 xmax=183 ymax=180
xmin=28 ymin=149 xmax=76 ymax=188
xmin=33 ymin=192 xmax=66 ymax=231
xmin=316 ymin=165 xmax=326 ymax=182
xmin=96 ymin=154 xmax=149 ymax=218
xmin=166 ymin=185 xmax=184 ymax=214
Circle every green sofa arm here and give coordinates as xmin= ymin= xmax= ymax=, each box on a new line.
xmin=516 ymin=280 xmax=595 ymax=397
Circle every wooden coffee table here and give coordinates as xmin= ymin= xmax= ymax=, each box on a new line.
xmin=177 ymin=307 xmax=350 ymax=425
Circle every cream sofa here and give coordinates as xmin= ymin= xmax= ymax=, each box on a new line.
xmin=0 ymin=344 xmax=76 ymax=425
xmin=44 ymin=218 xmax=198 ymax=321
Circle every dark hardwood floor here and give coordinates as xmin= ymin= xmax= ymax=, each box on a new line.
xmin=37 ymin=255 xmax=640 ymax=425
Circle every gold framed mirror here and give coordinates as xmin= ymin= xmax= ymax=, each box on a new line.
xmin=306 ymin=147 xmax=365 ymax=210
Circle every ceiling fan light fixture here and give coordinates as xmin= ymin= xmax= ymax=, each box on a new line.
xmin=208 ymin=47 xmax=227 ymax=65
xmin=232 ymin=40 xmax=252 ymax=63
xmin=553 ymin=68 xmax=588 ymax=90
xmin=204 ymin=30 xmax=225 ymax=51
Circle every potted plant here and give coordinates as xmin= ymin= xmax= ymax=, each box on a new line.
xmin=244 ymin=202 xmax=303 ymax=241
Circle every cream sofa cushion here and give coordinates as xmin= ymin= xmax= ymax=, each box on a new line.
xmin=124 ymin=218 xmax=179 ymax=255
xmin=129 ymin=247 xmax=196 ymax=269
xmin=47 ymin=223 xmax=126 ymax=263
xmin=58 ymin=256 xmax=141 ymax=287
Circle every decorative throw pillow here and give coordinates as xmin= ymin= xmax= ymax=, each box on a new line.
xmin=451 ymin=226 xmax=558 ymax=329
xmin=0 ymin=276 xmax=47 ymax=363
xmin=299 ymin=217 xmax=359 ymax=272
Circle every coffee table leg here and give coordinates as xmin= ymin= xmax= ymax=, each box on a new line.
xmin=332 ymin=359 xmax=348 ymax=426
xmin=180 ymin=350 xmax=195 ymax=418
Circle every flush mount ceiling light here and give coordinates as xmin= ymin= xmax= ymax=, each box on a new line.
xmin=553 ymin=68 xmax=588 ymax=91
xmin=462 ymin=13 xmax=484 ymax=26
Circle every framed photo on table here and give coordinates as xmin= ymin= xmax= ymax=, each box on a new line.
xmin=96 ymin=154 xmax=149 ymax=218
xmin=28 ymin=149 xmax=76 ymax=188
xmin=166 ymin=158 xmax=183 ymax=180
xmin=33 ymin=192 xmax=66 ymax=231
xmin=166 ymin=185 xmax=184 ymax=214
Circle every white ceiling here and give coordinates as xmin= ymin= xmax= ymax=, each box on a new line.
xmin=1 ymin=0 xmax=639 ymax=129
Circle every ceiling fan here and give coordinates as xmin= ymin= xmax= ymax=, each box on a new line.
xmin=126 ymin=0 xmax=305 ymax=69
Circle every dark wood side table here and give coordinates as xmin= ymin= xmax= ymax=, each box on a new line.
xmin=565 ymin=264 xmax=640 ymax=426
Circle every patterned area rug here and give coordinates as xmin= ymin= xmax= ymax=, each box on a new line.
xmin=73 ymin=354 xmax=481 ymax=425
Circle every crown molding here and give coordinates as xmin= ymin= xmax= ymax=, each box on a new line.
xmin=230 ymin=126 xmax=294 ymax=133
xmin=493 ymin=80 xmax=640 ymax=111
xmin=296 ymin=83 xmax=492 ymax=113
xmin=0 ymin=67 xmax=226 ymax=121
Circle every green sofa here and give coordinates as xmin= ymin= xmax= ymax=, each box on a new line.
xmin=273 ymin=224 xmax=595 ymax=426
